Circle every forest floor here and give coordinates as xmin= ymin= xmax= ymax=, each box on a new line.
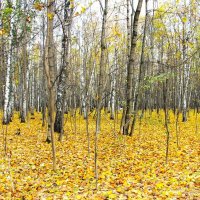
xmin=0 ymin=111 xmax=199 ymax=200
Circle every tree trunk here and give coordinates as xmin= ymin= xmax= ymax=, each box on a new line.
xmin=123 ymin=0 xmax=143 ymax=135
xmin=3 ymin=2 xmax=14 ymax=124
xmin=130 ymin=0 xmax=148 ymax=136
xmin=20 ymin=0 xmax=28 ymax=123
xmin=54 ymin=1 xmax=73 ymax=134
xmin=44 ymin=0 xmax=56 ymax=171
xmin=95 ymin=0 xmax=108 ymax=188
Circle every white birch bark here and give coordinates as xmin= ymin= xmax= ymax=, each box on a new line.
xmin=79 ymin=38 xmax=87 ymax=119
xmin=80 ymin=64 xmax=87 ymax=119
xmin=3 ymin=50 xmax=11 ymax=124
xmin=110 ymin=49 xmax=117 ymax=120
xmin=20 ymin=0 xmax=28 ymax=123
xmin=3 ymin=7 xmax=14 ymax=124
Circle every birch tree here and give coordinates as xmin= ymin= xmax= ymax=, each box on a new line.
xmin=20 ymin=0 xmax=29 ymax=123
xmin=3 ymin=0 xmax=14 ymax=124
xmin=54 ymin=0 xmax=73 ymax=138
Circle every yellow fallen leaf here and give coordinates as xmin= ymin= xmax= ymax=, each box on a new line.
xmin=155 ymin=182 xmax=164 ymax=189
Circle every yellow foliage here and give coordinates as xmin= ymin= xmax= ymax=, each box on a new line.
xmin=182 ymin=16 xmax=187 ymax=23
xmin=74 ymin=12 xmax=80 ymax=17
xmin=0 ymin=111 xmax=199 ymax=199
xmin=47 ymin=13 xmax=55 ymax=20
xmin=80 ymin=6 xmax=86 ymax=13
xmin=0 ymin=29 xmax=6 ymax=36
xmin=33 ymin=3 xmax=44 ymax=11
xmin=69 ymin=0 xmax=75 ymax=9
xmin=111 ymin=26 xmax=122 ymax=38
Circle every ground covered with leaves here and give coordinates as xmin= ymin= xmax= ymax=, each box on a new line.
xmin=0 ymin=111 xmax=199 ymax=199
